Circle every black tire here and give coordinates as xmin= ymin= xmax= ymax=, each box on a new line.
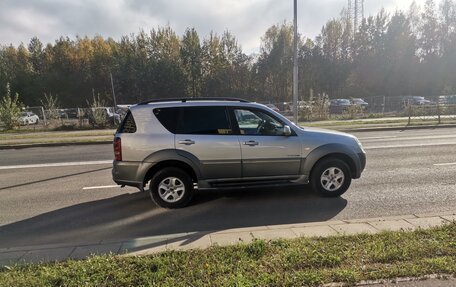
xmin=35 ymin=119 xmax=39 ymax=125
xmin=310 ymin=158 xmax=352 ymax=197
xmin=149 ymin=167 xmax=194 ymax=208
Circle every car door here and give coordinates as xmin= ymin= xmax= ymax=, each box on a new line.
xmin=231 ymin=107 xmax=302 ymax=178
xmin=174 ymin=106 xmax=242 ymax=180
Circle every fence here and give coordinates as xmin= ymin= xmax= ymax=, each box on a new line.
xmin=11 ymin=106 xmax=125 ymax=130
xmin=3 ymin=98 xmax=456 ymax=131
xmin=270 ymin=95 xmax=456 ymax=124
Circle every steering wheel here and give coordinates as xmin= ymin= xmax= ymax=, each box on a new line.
xmin=256 ymin=119 xmax=266 ymax=134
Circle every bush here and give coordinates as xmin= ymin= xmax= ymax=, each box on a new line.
xmin=0 ymin=83 xmax=23 ymax=130
xmin=299 ymin=94 xmax=330 ymax=121
xmin=87 ymin=95 xmax=108 ymax=128
xmin=342 ymin=104 xmax=364 ymax=119
xmin=41 ymin=93 xmax=60 ymax=123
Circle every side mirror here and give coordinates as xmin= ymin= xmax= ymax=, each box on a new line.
xmin=283 ymin=125 xmax=292 ymax=136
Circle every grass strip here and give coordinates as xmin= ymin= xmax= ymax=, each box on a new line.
xmin=0 ymin=130 xmax=115 ymax=140
xmin=1 ymin=223 xmax=455 ymax=287
xmin=0 ymin=137 xmax=112 ymax=146
xmin=303 ymin=119 xmax=456 ymax=128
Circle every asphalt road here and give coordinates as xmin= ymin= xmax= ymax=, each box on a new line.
xmin=0 ymin=127 xmax=455 ymax=248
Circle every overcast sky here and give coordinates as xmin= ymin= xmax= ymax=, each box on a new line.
xmin=0 ymin=0 xmax=442 ymax=54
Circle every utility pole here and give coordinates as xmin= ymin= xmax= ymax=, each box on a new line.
xmin=293 ymin=0 xmax=299 ymax=124
xmin=110 ymin=72 xmax=117 ymax=107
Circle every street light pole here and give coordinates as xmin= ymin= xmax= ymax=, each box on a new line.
xmin=293 ymin=0 xmax=299 ymax=124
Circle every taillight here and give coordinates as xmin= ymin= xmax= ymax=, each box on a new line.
xmin=114 ymin=137 xmax=122 ymax=161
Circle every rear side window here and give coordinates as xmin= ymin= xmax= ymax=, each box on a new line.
xmin=154 ymin=107 xmax=179 ymax=133
xmin=117 ymin=111 xmax=136 ymax=133
xmin=178 ymin=106 xmax=232 ymax=135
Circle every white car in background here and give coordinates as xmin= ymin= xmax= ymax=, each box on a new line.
xmin=18 ymin=112 xmax=39 ymax=125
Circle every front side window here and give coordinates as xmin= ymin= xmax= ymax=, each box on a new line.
xmin=178 ymin=106 xmax=232 ymax=135
xmin=234 ymin=109 xmax=285 ymax=136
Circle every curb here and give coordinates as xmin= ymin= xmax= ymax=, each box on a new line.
xmin=1 ymin=211 xmax=454 ymax=266
xmin=1 ymin=124 xmax=456 ymax=150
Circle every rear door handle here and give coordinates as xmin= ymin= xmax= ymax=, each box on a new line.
xmin=244 ymin=140 xmax=259 ymax=146
xmin=178 ymin=139 xmax=195 ymax=145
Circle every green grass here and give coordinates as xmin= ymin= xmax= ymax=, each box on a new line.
xmin=0 ymin=130 xmax=115 ymax=146
xmin=302 ymin=119 xmax=456 ymax=131
xmin=0 ymin=137 xmax=112 ymax=146
xmin=0 ymin=130 xmax=114 ymax=139
xmin=1 ymin=223 xmax=455 ymax=287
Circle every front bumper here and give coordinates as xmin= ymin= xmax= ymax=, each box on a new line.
xmin=355 ymin=152 xmax=367 ymax=178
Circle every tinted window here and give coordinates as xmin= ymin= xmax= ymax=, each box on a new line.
xmin=117 ymin=111 xmax=137 ymax=133
xmin=154 ymin=107 xmax=179 ymax=133
xmin=178 ymin=106 xmax=232 ymax=135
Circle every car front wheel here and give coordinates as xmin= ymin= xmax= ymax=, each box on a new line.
xmin=149 ymin=167 xmax=194 ymax=208
xmin=311 ymin=158 xmax=352 ymax=197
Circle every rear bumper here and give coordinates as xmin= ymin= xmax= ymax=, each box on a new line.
xmin=112 ymin=161 xmax=153 ymax=189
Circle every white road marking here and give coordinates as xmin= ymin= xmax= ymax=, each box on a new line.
xmin=364 ymin=142 xmax=456 ymax=150
xmin=82 ymin=185 xmax=120 ymax=190
xmin=434 ymin=162 xmax=456 ymax=166
xmin=358 ymin=136 xmax=397 ymax=140
xmin=360 ymin=134 xmax=456 ymax=142
xmin=0 ymin=160 xmax=112 ymax=170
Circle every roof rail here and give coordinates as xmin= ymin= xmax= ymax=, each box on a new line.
xmin=137 ymin=97 xmax=250 ymax=105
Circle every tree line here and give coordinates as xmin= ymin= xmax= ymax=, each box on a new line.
xmin=1 ymin=0 xmax=455 ymax=107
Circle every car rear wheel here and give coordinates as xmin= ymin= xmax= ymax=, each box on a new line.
xmin=311 ymin=158 xmax=351 ymax=197
xmin=149 ymin=167 xmax=194 ymax=208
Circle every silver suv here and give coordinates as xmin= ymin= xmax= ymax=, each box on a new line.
xmin=112 ymin=98 xmax=366 ymax=208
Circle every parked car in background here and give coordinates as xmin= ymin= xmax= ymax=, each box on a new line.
xmin=59 ymin=108 xmax=80 ymax=119
xmin=18 ymin=112 xmax=39 ymax=125
xmin=329 ymin=99 xmax=352 ymax=114
xmin=265 ymin=103 xmax=280 ymax=113
xmin=439 ymin=95 xmax=456 ymax=104
xmin=350 ymin=98 xmax=369 ymax=109
xmin=66 ymin=109 xmax=80 ymax=119
xmin=275 ymin=102 xmax=292 ymax=115
xmin=402 ymin=96 xmax=432 ymax=106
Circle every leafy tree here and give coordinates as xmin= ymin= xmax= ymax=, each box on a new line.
xmin=256 ymin=22 xmax=294 ymax=103
xmin=181 ymin=28 xmax=203 ymax=97
xmin=420 ymin=0 xmax=440 ymax=59
xmin=0 ymin=83 xmax=23 ymax=130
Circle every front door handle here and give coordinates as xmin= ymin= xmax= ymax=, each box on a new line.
xmin=244 ymin=140 xmax=259 ymax=146
xmin=178 ymin=139 xmax=195 ymax=145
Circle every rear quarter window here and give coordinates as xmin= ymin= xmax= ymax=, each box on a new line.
xmin=117 ymin=111 xmax=137 ymax=133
